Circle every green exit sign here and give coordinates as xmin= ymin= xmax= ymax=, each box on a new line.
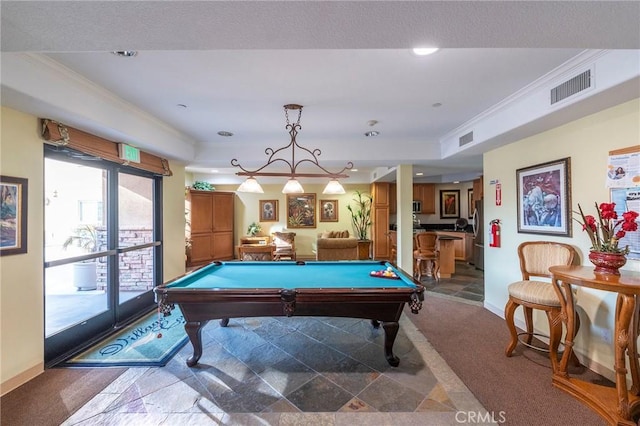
xmin=118 ymin=143 xmax=141 ymax=163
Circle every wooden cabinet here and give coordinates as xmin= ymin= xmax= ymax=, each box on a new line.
xmin=186 ymin=190 xmax=235 ymax=266
xmin=473 ymin=177 xmax=484 ymax=203
xmin=389 ymin=183 xmax=396 ymax=214
xmin=436 ymin=231 xmax=473 ymax=262
xmin=371 ymin=182 xmax=391 ymax=260
xmin=421 ymin=184 xmax=435 ymax=214
xmin=413 ymin=184 xmax=435 ymax=214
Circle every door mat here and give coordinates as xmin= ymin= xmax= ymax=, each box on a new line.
xmin=62 ymin=307 xmax=188 ymax=367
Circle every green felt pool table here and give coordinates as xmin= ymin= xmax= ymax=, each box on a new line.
xmin=154 ymin=260 xmax=425 ymax=367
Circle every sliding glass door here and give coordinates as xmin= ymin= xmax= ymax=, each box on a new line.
xmin=44 ymin=147 xmax=162 ymax=365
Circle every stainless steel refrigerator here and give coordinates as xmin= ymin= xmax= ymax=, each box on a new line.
xmin=472 ymin=200 xmax=484 ymax=270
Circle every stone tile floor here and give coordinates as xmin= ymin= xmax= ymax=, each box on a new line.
xmin=419 ymin=261 xmax=484 ymax=303
xmin=62 ymin=312 xmax=486 ymax=425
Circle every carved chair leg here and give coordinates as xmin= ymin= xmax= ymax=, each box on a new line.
xmin=505 ymin=298 xmax=520 ymax=357
xmin=433 ymin=260 xmax=440 ymax=282
xmin=523 ymin=306 xmax=534 ymax=345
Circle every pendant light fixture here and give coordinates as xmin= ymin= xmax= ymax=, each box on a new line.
xmin=231 ymin=104 xmax=353 ymax=194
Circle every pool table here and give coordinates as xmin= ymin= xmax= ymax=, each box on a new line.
xmin=154 ymin=260 xmax=424 ymax=367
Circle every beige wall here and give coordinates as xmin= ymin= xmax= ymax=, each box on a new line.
xmin=483 ymin=98 xmax=640 ymax=378
xmin=0 ymin=107 xmax=186 ymax=394
xmin=0 ymin=108 xmax=45 ymax=392
xmin=212 ymin=184 xmax=371 ymax=258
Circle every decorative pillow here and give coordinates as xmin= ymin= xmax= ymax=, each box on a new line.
xmin=321 ymin=231 xmax=332 ymax=239
xmin=340 ymin=230 xmax=349 ymax=238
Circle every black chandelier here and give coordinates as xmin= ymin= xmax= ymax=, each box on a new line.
xmin=231 ymin=104 xmax=353 ymax=194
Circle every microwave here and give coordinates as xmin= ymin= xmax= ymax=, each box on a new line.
xmin=412 ymin=200 xmax=422 ymax=213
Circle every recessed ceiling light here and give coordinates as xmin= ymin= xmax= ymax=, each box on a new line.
xmin=364 ymin=131 xmax=379 ymax=137
xmin=217 ymin=131 xmax=233 ymax=137
xmin=453 ymin=181 xmax=460 ymax=184
xmin=111 ymin=51 xmax=137 ymax=57
xmin=412 ymin=47 xmax=439 ymax=56
xmin=210 ymin=169 xmax=219 ymax=173
xmin=351 ymin=169 xmax=358 ymax=172
xmin=432 ymin=102 xmax=442 ymax=108
xmin=177 ymin=104 xmax=187 ymax=108
xmin=416 ymin=172 xmax=424 ymax=176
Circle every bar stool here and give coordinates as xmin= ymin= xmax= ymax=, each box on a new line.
xmin=413 ymin=232 xmax=439 ymax=281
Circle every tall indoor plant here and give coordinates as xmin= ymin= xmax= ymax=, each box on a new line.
xmin=347 ymin=191 xmax=373 ymax=259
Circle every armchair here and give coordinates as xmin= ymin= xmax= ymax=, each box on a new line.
xmin=272 ymin=232 xmax=296 ymax=261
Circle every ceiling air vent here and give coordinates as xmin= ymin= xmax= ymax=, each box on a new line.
xmin=550 ymin=69 xmax=591 ymax=105
xmin=459 ymin=131 xmax=474 ymax=147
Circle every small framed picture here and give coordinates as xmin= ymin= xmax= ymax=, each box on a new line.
xmin=319 ymin=200 xmax=339 ymax=222
xmin=516 ymin=157 xmax=572 ymax=236
xmin=1 ymin=175 xmax=28 ymax=256
xmin=467 ymin=189 xmax=474 ymax=219
xmin=259 ymin=200 xmax=278 ymax=222
xmin=440 ymin=190 xmax=460 ymax=219
xmin=287 ymin=193 xmax=316 ymax=228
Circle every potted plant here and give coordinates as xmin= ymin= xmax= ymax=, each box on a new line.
xmin=347 ymin=191 xmax=373 ymax=259
xmin=247 ymin=222 xmax=262 ymax=237
xmin=63 ymin=224 xmax=99 ymax=290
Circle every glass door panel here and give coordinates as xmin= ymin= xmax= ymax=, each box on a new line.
xmin=44 ymin=257 xmax=108 ymax=337
xmin=117 ymin=172 xmax=156 ymax=313
xmin=44 ymin=158 xmax=108 ymax=337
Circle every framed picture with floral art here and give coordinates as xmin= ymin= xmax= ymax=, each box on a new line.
xmin=440 ymin=190 xmax=460 ymax=219
xmin=0 ymin=175 xmax=28 ymax=256
xmin=259 ymin=200 xmax=278 ymax=222
xmin=516 ymin=157 xmax=572 ymax=236
xmin=319 ymin=200 xmax=338 ymax=222
xmin=286 ymin=193 xmax=316 ymax=228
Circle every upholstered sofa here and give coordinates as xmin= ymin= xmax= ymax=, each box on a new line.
xmin=315 ymin=230 xmax=359 ymax=261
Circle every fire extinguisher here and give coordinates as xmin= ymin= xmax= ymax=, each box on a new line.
xmin=489 ymin=219 xmax=501 ymax=248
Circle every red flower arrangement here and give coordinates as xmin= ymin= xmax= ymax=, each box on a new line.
xmin=575 ymin=202 xmax=639 ymax=254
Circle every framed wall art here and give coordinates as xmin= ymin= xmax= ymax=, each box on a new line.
xmin=286 ymin=193 xmax=316 ymax=228
xmin=319 ymin=199 xmax=339 ymax=222
xmin=440 ymin=189 xmax=460 ymax=219
xmin=0 ymin=175 xmax=28 ymax=256
xmin=467 ymin=188 xmax=474 ymax=219
xmin=259 ymin=199 xmax=278 ymax=222
xmin=516 ymin=157 xmax=572 ymax=236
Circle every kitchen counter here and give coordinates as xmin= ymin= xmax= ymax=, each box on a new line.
xmin=435 ymin=231 xmax=474 ymax=263
xmin=433 ymin=234 xmax=462 ymax=278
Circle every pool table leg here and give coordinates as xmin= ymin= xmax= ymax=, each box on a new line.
xmin=185 ymin=320 xmax=208 ymax=367
xmin=382 ymin=321 xmax=400 ymax=367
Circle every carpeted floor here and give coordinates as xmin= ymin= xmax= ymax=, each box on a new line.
xmin=0 ymin=367 xmax=126 ymax=426
xmin=408 ymin=293 xmax=608 ymax=425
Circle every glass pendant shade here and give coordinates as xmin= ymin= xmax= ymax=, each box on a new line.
xmin=322 ymin=179 xmax=346 ymax=194
xmin=282 ymin=178 xmax=304 ymax=194
xmin=237 ymin=177 xmax=264 ymax=193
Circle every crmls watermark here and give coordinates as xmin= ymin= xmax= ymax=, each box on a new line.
xmin=455 ymin=411 xmax=507 ymax=424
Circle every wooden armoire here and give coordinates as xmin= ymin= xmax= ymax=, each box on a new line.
xmin=186 ymin=190 xmax=235 ymax=266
